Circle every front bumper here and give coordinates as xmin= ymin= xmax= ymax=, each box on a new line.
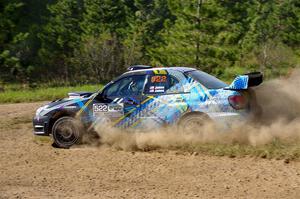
xmin=33 ymin=115 xmax=50 ymax=136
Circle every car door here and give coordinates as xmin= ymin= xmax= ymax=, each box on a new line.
xmin=93 ymin=74 xmax=147 ymax=127
xmin=138 ymin=70 xmax=189 ymax=129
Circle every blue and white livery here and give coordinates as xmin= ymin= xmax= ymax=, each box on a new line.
xmin=33 ymin=66 xmax=263 ymax=148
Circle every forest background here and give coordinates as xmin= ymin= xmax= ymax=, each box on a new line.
xmin=1 ymin=0 xmax=299 ymax=89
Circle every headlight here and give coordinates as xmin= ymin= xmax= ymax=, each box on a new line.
xmin=36 ymin=105 xmax=49 ymax=116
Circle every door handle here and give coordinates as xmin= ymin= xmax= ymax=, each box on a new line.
xmin=175 ymin=96 xmax=185 ymax=102
xmin=124 ymin=97 xmax=138 ymax=105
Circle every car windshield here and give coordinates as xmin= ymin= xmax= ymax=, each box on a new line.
xmin=186 ymin=70 xmax=227 ymax=89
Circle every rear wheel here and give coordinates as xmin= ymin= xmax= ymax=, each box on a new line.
xmin=51 ymin=116 xmax=83 ymax=149
xmin=178 ymin=113 xmax=212 ymax=135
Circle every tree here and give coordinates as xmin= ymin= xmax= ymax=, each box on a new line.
xmin=152 ymin=0 xmax=234 ymax=74
xmin=0 ymin=0 xmax=25 ymax=82
xmin=38 ymin=0 xmax=83 ymax=82
xmin=0 ymin=0 xmax=299 ymax=84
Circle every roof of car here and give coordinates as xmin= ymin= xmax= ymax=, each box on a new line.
xmin=124 ymin=66 xmax=196 ymax=75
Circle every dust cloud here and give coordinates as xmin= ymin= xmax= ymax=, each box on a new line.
xmin=94 ymin=70 xmax=300 ymax=150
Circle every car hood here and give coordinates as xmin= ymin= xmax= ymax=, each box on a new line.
xmin=47 ymin=91 xmax=95 ymax=109
xmin=35 ymin=91 xmax=96 ymax=117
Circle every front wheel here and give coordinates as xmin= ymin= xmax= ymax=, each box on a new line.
xmin=52 ymin=116 xmax=83 ymax=149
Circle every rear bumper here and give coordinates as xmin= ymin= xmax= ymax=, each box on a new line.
xmin=208 ymin=112 xmax=248 ymax=129
xmin=33 ymin=116 xmax=50 ymax=136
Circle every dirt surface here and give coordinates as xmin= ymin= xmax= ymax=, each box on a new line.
xmin=0 ymin=102 xmax=300 ymax=198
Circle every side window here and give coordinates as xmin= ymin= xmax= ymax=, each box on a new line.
xmin=186 ymin=70 xmax=227 ymax=89
xmin=103 ymin=75 xmax=146 ymax=97
xmin=166 ymin=76 xmax=184 ymax=94
xmin=144 ymin=74 xmax=184 ymax=94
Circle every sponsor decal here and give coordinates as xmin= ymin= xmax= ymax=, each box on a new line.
xmin=149 ymin=86 xmax=165 ymax=93
xmin=153 ymin=69 xmax=167 ymax=75
xmin=108 ymin=104 xmax=123 ymax=112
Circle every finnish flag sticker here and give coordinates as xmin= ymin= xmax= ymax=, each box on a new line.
xmin=149 ymin=86 xmax=165 ymax=93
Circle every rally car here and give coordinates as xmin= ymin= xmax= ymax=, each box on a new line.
xmin=33 ymin=65 xmax=263 ymax=148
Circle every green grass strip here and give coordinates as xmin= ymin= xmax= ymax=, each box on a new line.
xmin=0 ymin=84 xmax=102 ymax=103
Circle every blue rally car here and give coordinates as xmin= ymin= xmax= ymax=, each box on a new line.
xmin=33 ymin=65 xmax=263 ymax=148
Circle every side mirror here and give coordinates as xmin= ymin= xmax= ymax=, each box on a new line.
xmin=96 ymin=92 xmax=106 ymax=100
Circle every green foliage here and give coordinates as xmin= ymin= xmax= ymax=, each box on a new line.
xmin=0 ymin=0 xmax=299 ymax=84
xmin=0 ymin=1 xmax=24 ymax=81
xmin=0 ymin=84 xmax=101 ymax=103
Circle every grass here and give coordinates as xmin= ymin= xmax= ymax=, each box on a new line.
xmin=0 ymin=84 xmax=103 ymax=103
xmin=174 ymin=139 xmax=300 ymax=160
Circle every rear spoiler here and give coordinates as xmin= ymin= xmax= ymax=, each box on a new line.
xmin=225 ymin=72 xmax=263 ymax=90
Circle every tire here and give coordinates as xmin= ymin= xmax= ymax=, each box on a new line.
xmin=51 ymin=116 xmax=83 ymax=149
xmin=178 ymin=113 xmax=212 ymax=135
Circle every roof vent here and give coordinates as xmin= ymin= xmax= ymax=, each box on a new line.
xmin=127 ymin=65 xmax=153 ymax=71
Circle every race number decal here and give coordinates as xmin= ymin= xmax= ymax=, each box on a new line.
xmin=93 ymin=103 xmax=124 ymax=118
xmin=93 ymin=103 xmax=108 ymax=112
xmin=151 ymin=75 xmax=167 ymax=83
